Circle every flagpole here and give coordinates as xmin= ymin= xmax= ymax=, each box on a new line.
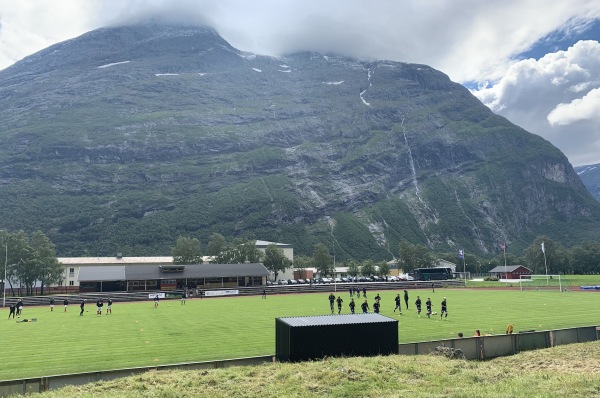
xmin=3 ymin=242 xmax=7 ymax=308
xmin=542 ymin=241 xmax=548 ymax=285
xmin=503 ymin=247 xmax=507 ymax=282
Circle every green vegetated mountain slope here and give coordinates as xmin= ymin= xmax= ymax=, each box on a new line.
xmin=1 ymin=24 xmax=599 ymax=258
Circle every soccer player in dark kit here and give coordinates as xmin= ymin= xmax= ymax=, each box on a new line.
xmin=426 ymin=298 xmax=432 ymax=318
xmin=349 ymin=298 xmax=356 ymax=314
xmin=441 ymin=297 xmax=448 ymax=319
xmin=373 ymin=300 xmax=381 ymax=314
xmin=96 ymin=299 xmax=104 ymax=315
xmin=328 ymin=293 xmax=336 ymax=314
xmin=361 ymin=299 xmax=370 ymax=314
xmin=415 ymin=296 xmax=422 ymax=317
xmin=106 ymin=298 xmax=113 ymax=314
xmin=394 ymin=293 xmax=402 ymax=313
xmin=16 ymin=299 xmax=23 ymax=317
xmin=336 ymin=296 xmax=344 ymax=314
xmin=80 ymin=300 xmax=85 ymax=316
xmin=404 ymin=290 xmax=409 ymax=309
xmin=8 ymin=303 xmax=16 ymax=319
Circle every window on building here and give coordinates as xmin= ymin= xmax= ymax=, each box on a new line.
xmin=69 ymin=281 xmax=74 ymax=286
xmin=69 ymin=268 xmax=75 ymax=277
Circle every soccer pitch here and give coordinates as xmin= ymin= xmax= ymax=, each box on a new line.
xmin=1 ymin=288 xmax=599 ymax=380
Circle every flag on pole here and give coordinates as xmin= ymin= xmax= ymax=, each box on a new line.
xmin=501 ymin=243 xmax=506 ymax=252
xmin=541 ymin=241 xmax=545 ymax=254
xmin=458 ymin=249 xmax=464 ymax=259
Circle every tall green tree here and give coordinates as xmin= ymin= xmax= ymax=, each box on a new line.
xmin=293 ymin=256 xmax=313 ymax=280
xmin=172 ymin=236 xmax=203 ymax=264
xmin=206 ymin=233 xmax=226 ymax=257
xmin=398 ymin=241 xmax=434 ymax=272
xmin=313 ymin=243 xmax=333 ymax=276
xmin=360 ymin=259 xmax=376 ymax=276
xmin=232 ymin=238 xmax=263 ymax=263
xmin=569 ymin=241 xmax=600 ymax=274
xmin=4 ymin=230 xmax=33 ymax=296
xmin=30 ymin=230 xmax=62 ymax=295
xmin=347 ymin=260 xmax=360 ymax=277
xmin=524 ymin=236 xmax=567 ymax=274
xmin=263 ymin=244 xmax=290 ymax=280
xmin=378 ymin=261 xmax=390 ymax=279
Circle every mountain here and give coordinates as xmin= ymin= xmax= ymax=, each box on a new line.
xmin=1 ymin=23 xmax=599 ymax=259
xmin=575 ymin=164 xmax=600 ymax=202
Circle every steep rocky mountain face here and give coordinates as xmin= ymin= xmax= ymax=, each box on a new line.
xmin=575 ymin=164 xmax=600 ymax=202
xmin=1 ymin=24 xmax=599 ymax=258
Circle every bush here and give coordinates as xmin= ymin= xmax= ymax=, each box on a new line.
xmin=484 ymin=276 xmax=499 ymax=281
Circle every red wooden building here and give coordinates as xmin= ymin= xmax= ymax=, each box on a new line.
xmin=489 ymin=265 xmax=532 ymax=280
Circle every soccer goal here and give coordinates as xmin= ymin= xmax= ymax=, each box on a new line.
xmin=519 ymin=275 xmax=564 ymax=291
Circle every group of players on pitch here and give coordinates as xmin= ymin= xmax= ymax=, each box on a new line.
xmin=328 ymin=289 xmax=449 ymax=319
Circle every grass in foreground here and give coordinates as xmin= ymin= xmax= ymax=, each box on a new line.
xmin=37 ymin=341 xmax=600 ymax=398
xmin=1 ymin=288 xmax=599 ymax=380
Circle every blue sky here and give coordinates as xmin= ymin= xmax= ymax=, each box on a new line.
xmin=0 ymin=0 xmax=599 ymax=165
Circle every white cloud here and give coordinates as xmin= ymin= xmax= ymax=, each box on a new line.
xmin=473 ymin=40 xmax=600 ymax=166
xmin=548 ymin=88 xmax=600 ymax=125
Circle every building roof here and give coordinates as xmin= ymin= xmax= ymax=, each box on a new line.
xmin=59 ymin=256 xmax=174 ymax=265
xmin=254 ymin=240 xmax=292 ymax=248
xmin=277 ymin=313 xmax=397 ymax=327
xmin=489 ymin=265 xmax=532 ymax=273
xmin=78 ymin=263 xmax=270 ymax=282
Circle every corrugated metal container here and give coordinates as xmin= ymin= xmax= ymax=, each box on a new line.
xmin=276 ymin=314 xmax=398 ymax=362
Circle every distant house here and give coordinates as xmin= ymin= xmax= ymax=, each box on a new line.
xmin=489 ymin=265 xmax=532 ymax=280
xmin=436 ymin=259 xmax=457 ymax=273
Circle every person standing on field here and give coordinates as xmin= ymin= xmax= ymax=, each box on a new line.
xmin=8 ymin=303 xmax=16 ymax=319
xmin=262 ymin=289 xmax=267 ymax=299
xmin=154 ymin=294 xmax=159 ymax=308
xmin=106 ymin=298 xmax=113 ymax=314
xmin=373 ymin=300 xmax=380 ymax=314
xmin=403 ymin=290 xmax=409 ymax=309
xmin=50 ymin=298 xmax=55 ymax=311
xmin=349 ymin=298 xmax=356 ymax=314
xmin=64 ymin=299 xmax=69 ymax=312
xmin=336 ymin=296 xmax=344 ymax=314
xmin=361 ymin=299 xmax=370 ymax=314
xmin=415 ymin=296 xmax=422 ymax=317
xmin=394 ymin=293 xmax=402 ymax=313
xmin=16 ymin=299 xmax=23 ymax=317
xmin=441 ymin=297 xmax=448 ymax=319
xmin=181 ymin=292 xmax=186 ymax=305
xmin=328 ymin=293 xmax=336 ymax=314
xmin=80 ymin=300 xmax=85 ymax=316
xmin=426 ymin=298 xmax=432 ymax=318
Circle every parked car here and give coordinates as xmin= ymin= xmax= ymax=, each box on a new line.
xmin=278 ymin=279 xmax=288 ymax=285
xmin=334 ymin=277 xmax=342 ymax=283
xmin=341 ymin=277 xmax=349 ymax=282
xmin=288 ymin=279 xmax=298 ymax=285
xmin=372 ymin=276 xmax=381 ymax=282
xmin=297 ymin=279 xmax=306 ymax=284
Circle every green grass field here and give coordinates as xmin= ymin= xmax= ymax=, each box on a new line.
xmin=2 ymin=287 xmax=599 ymax=381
